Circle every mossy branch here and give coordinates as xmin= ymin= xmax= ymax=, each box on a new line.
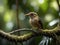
xmin=0 ymin=26 xmax=60 ymax=42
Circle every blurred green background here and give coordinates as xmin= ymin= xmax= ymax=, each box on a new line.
xmin=0 ymin=0 xmax=59 ymax=45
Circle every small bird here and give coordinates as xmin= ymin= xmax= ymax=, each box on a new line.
xmin=26 ymin=12 xmax=43 ymax=32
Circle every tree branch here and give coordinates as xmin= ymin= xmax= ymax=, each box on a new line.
xmin=0 ymin=27 xmax=60 ymax=42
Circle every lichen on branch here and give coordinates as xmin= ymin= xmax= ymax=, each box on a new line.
xmin=0 ymin=26 xmax=60 ymax=42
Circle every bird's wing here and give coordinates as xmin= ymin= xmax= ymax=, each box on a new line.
xmin=35 ymin=16 xmax=43 ymax=29
xmin=38 ymin=19 xmax=43 ymax=29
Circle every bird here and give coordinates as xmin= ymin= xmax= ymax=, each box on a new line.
xmin=26 ymin=12 xmax=50 ymax=45
xmin=26 ymin=12 xmax=43 ymax=32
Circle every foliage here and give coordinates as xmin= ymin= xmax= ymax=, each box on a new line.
xmin=0 ymin=0 xmax=59 ymax=45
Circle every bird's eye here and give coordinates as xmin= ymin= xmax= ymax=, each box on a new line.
xmin=30 ymin=13 xmax=33 ymax=15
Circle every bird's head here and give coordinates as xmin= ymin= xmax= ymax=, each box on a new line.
xmin=26 ymin=12 xmax=37 ymax=18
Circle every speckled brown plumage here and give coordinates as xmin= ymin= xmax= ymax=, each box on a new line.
xmin=26 ymin=12 xmax=43 ymax=31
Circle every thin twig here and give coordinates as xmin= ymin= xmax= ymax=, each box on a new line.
xmin=9 ymin=28 xmax=39 ymax=34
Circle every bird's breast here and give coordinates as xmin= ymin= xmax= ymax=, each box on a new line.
xmin=29 ymin=18 xmax=39 ymax=27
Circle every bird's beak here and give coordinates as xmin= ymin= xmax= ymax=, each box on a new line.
xmin=25 ymin=14 xmax=29 ymax=16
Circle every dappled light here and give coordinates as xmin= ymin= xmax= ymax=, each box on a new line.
xmin=39 ymin=37 xmax=52 ymax=45
xmin=5 ymin=22 xmax=14 ymax=31
xmin=30 ymin=1 xmax=39 ymax=12
xmin=49 ymin=19 xmax=58 ymax=26
xmin=12 ymin=4 xmax=16 ymax=10
xmin=23 ymin=0 xmax=27 ymax=4
xmin=50 ymin=0 xmax=59 ymax=11
xmin=0 ymin=0 xmax=59 ymax=45
xmin=19 ymin=12 xmax=25 ymax=20
xmin=38 ymin=0 xmax=44 ymax=4
xmin=4 ymin=11 xmax=12 ymax=22
xmin=59 ymin=12 xmax=60 ymax=16
xmin=0 ymin=5 xmax=4 ymax=13
xmin=44 ymin=14 xmax=54 ymax=22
